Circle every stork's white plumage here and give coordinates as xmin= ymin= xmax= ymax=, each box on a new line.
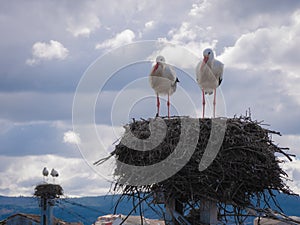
xmin=50 ymin=168 xmax=59 ymax=177
xmin=149 ymin=55 xmax=179 ymax=118
xmin=196 ymin=48 xmax=224 ymax=118
xmin=42 ymin=167 xmax=49 ymax=177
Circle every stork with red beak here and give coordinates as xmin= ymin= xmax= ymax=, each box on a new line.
xmin=149 ymin=55 xmax=179 ymax=118
xmin=196 ymin=48 xmax=224 ymax=118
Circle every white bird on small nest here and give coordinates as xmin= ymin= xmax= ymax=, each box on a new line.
xmin=50 ymin=168 xmax=59 ymax=183
xmin=196 ymin=48 xmax=224 ymax=118
xmin=149 ymin=55 xmax=179 ymax=118
xmin=42 ymin=167 xmax=49 ymax=182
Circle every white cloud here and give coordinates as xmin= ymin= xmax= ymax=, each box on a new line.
xmin=145 ymin=20 xmax=154 ymax=29
xmin=159 ymin=18 xmax=220 ymax=69
xmin=95 ymin=29 xmax=135 ymax=50
xmin=66 ymin=14 xmax=100 ymax=37
xmin=217 ymin=11 xmax=300 ymax=112
xmin=189 ymin=0 xmax=211 ymax=17
xmin=147 ymin=43 xmax=199 ymax=69
xmin=63 ymin=130 xmax=81 ymax=145
xmin=148 ymin=29 xmax=218 ymax=69
xmin=219 ymin=10 xmax=300 ymax=70
xmin=280 ymin=158 xmax=300 ymax=195
xmin=69 ymin=123 xmax=124 ymax=182
xmin=26 ymin=40 xmax=69 ymax=65
xmin=168 ymin=22 xmax=198 ymax=43
xmin=273 ymin=134 xmax=300 ymax=156
xmin=0 ymin=154 xmax=110 ymax=197
xmin=273 ymin=135 xmax=300 ymax=195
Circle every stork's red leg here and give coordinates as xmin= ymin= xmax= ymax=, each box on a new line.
xmin=167 ymin=94 xmax=170 ymax=118
xmin=202 ymin=89 xmax=205 ymax=118
xmin=156 ymin=94 xmax=160 ymax=117
xmin=213 ymin=88 xmax=216 ymax=118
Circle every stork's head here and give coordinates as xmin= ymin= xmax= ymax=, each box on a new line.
xmin=153 ymin=55 xmax=165 ymax=72
xmin=202 ymin=48 xmax=214 ymax=64
xmin=156 ymin=55 xmax=165 ymax=64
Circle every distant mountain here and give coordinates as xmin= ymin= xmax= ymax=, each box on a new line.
xmin=0 ymin=196 xmax=39 ymax=219
xmin=0 ymin=194 xmax=299 ymax=225
xmin=0 ymin=195 xmax=162 ymax=225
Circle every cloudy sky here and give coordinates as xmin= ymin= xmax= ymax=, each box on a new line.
xmin=1 ymin=0 xmax=300 ymax=197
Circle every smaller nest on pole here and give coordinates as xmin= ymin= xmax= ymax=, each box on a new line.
xmin=97 ymin=116 xmax=297 ymax=221
xmin=34 ymin=184 xmax=63 ymax=199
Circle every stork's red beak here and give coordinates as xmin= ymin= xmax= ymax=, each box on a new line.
xmin=200 ymin=56 xmax=209 ymax=69
xmin=203 ymin=56 xmax=209 ymax=63
xmin=153 ymin=62 xmax=159 ymax=72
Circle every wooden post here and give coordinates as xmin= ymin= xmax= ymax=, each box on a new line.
xmin=199 ymin=198 xmax=218 ymax=225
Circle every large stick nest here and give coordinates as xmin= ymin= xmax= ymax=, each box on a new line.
xmin=98 ymin=116 xmax=297 ymax=221
xmin=34 ymin=184 xmax=63 ymax=199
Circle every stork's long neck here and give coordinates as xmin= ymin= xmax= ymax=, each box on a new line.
xmin=152 ymin=62 xmax=160 ymax=73
xmin=201 ymin=56 xmax=213 ymax=69
xmin=207 ymin=57 xmax=214 ymax=67
xmin=157 ymin=63 xmax=164 ymax=73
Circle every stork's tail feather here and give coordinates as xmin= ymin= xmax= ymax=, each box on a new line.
xmin=171 ymin=78 xmax=179 ymax=88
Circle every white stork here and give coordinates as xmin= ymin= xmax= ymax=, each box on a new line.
xmin=196 ymin=48 xmax=224 ymax=118
xmin=149 ymin=55 xmax=179 ymax=118
xmin=42 ymin=167 xmax=49 ymax=182
xmin=43 ymin=167 xmax=49 ymax=176
xmin=50 ymin=168 xmax=59 ymax=182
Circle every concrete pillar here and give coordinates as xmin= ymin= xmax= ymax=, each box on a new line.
xmin=165 ymin=198 xmax=175 ymax=225
xmin=40 ymin=198 xmax=54 ymax=225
